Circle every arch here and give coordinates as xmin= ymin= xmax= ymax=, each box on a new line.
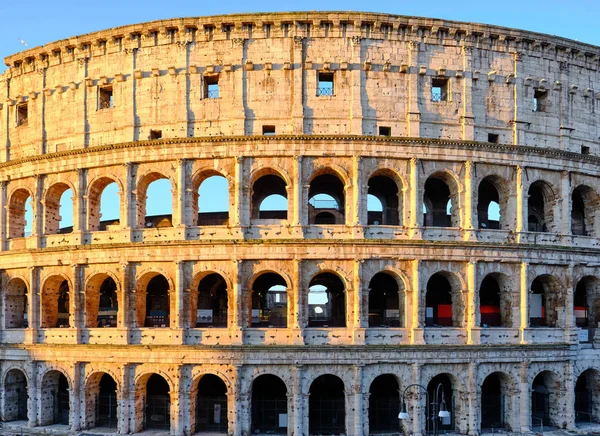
xmin=251 ymin=374 xmax=288 ymax=434
xmin=369 ymin=374 xmax=400 ymax=434
xmin=575 ymin=368 xmax=600 ymax=424
xmin=84 ymin=372 xmax=118 ymax=429
xmin=571 ymin=185 xmax=600 ymax=237
xmin=249 ymin=272 xmax=288 ymax=328
xmin=368 ymin=170 xmax=402 ymax=226
xmin=574 ymin=276 xmax=600 ymax=330
xmin=88 ymin=176 xmax=122 ymax=231
xmin=39 ymin=370 xmax=70 ymax=426
xmin=480 ymin=371 xmax=514 ymax=431
xmin=308 ymin=169 xmax=346 ymax=225
xmin=530 ymin=275 xmax=562 ymax=328
xmin=309 ymin=374 xmax=345 ymax=435
xmin=423 ymin=171 xmax=460 ymax=228
xmin=192 ymin=272 xmax=229 ymax=328
xmin=368 ymin=271 xmax=403 ymax=328
xmin=3 ymin=368 xmax=28 ymax=422
xmin=527 ymin=180 xmax=557 ymax=233
xmin=531 ymin=370 xmax=561 ymax=429
xmin=251 ymin=171 xmax=288 ymax=221
xmin=7 ymin=187 xmax=33 ymax=238
xmin=136 ymin=171 xmax=174 ymax=229
xmin=308 ymin=272 xmax=346 ymax=327
xmin=478 ymin=175 xmax=508 ymax=230
xmin=427 ymin=373 xmax=455 ymax=432
xmin=194 ymin=172 xmax=230 ymax=226
xmin=4 ymin=277 xmax=28 ymax=328
xmin=479 ymin=273 xmax=512 ymax=328
xmin=193 ymin=374 xmax=228 ymax=434
xmin=425 ymin=272 xmax=463 ymax=327
xmin=136 ymin=273 xmax=170 ymax=328
xmin=40 ymin=275 xmax=72 ymax=328
xmin=44 ymin=182 xmax=74 ymax=235
xmin=85 ymin=273 xmax=119 ymax=328
xmin=138 ymin=373 xmax=171 ymax=431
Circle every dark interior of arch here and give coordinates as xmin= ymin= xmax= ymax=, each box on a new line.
xmin=97 ymin=277 xmax=118 ymax=327
xmin=571 ymin=187 xmax=591 ymax=236
xmin=425 ymin=273 xmax=453 ymax=327
xmin=3 ymin=369 xmax=28 ymax=422
xmin=309 ymin=375 xmax=345 ymax=435
xmin=197 ymin=273 xmax=228 ymax=327
xmin=251 ymin=375 xmax=287 ymax=434
xmin=478 ymin=179 xmax=500 ymax=229
xmin=479 ymin=275 xmax=502 ymax=327
xmin=528 ymin=182 xmax=548 ymax=232
xmin=368 ymin=272 xmax=400 ymax=327
xmin=574 ymin=279 xmax=589 ymax=328
xmin=252 ymin=174 xmax=287 ymax=219
xmin=145 ymin=275 xmax=170 ymax=327
xmin=308 ymin=273 xmax=346 ymax=327
xmin=530 ymin=276 xmax=558 ymax=328
xmin=97 ymin=374 xmax=118 ymax=428
xmin=368 ymin=175 xmax=399 ymax=225
xmin=424 ymin=177 xmax=451 ymax=227
xmin=251 ymin=273 xmax=287 ymax=328
xmin=308 ymin=174 xmax=345 ymax=224
xmin=427 ymin=374 xmax=454 ymax=431
xmin=531 ymin=372 xmax=556 ymax=428
xmin=481 ymin=373 xmax=505 ymax=430
xmin=197 ymin=374 xmax=228 ymax=433
xmin=57 ymin=280 xmax=70 ymax=328
xmin=369 ymin=374 xmax=400 ymax=433
xmin=146 ymin=374 xmax=170 ymax=430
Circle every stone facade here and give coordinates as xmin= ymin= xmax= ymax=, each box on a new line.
xmin=0 ymin=10 xmax=599 ymax=436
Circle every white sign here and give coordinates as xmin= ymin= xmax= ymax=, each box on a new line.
xmin=214 ymin=404 xmax=221 ymax=423
xmin=278 ymin=413 xmax=288 ymax=428
xmin=578 ymin=329 xmax=589 ymax=343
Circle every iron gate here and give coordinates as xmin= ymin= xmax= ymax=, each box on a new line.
xmin=96 ymin=392 xmax=118 ymax=428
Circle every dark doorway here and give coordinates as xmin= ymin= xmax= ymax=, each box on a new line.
xmin=145 ymin=275 xmax=170 ymax=327
xmin=481 ymin=373 xmax=505 ymax=430
xmin=3 ymin=369 xmax=28 ymax=422
xmin=427 ymin=374 xmax=454 ymax=432
xmin=145 ymin=374 xmax=170 ymax=430
xmin=309 ymin=375 xmax=345 ymax=435
xmin=369 ymin=374 xmax=400 ymax=434
xmin=196 ymin=273 xmax=228 ymax=327
xmin=96 ymin=374 xmax=117 ymax=428
xmin=197 ymin=375 xmax=228 ymax=433
xmin=251 ymin=375 xmax=287 ymax=434
xmin=308 ymin=273 xmax=346 ymax=327
xmin=368 ymin=273 xmax=401 ymax=327
xmin=425 ymin=274 xmax=453 ymax=327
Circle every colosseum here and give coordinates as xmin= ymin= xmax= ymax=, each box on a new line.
xmin=0 ymin=10 xmax=599 ymax=436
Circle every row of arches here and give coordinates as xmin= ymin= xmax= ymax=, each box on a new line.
xmin=7 ymin=166 xmax=600 ymax=237
xmin=3 ymin=367 xmax=598 ymax=433
xmin=5 ymin=269 xmax=599 ymax=331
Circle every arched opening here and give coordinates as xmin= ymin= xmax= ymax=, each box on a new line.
xmin=427 ymin=374 xmax=454 ymax=432
xmin=481 ymin=372 xmax=512 ymax=431
xmin=196 ymin=374 xmax=228 ymax=433
xmin=41 ymin=277 xmax=70 ymax=328
xmin=193 ymin=273 xmax=228 ymax=328
xmin=251 ymin=375 xmax=287 ymax=434
xmin=369 ymin=374 xmax=400 ymax=434
xmin=5 ymin=278 xmax=28 ymax=328
xmin=425 ymin=273 xmax=453 ymax=327
xmin=143 ymin=275 xmax=170 ymax=328
xmin=251 ymin=174 xmax=288 ymax=220
xmin=309 ymin=375 xmax=345 ymax=435
xmin=145 ymin=374 xmax=170 ymax=430
xmin=368 ymin=174 xmax=400 ymax=225
xmin=574 ymin=277 xmax=600 ymax=333
xmin=479 ymin=274 xmax=511 ymax=328
xmin=45 ymin=183 xmax=73 ymax=235
xmin=137 ymin=174 xmax=173 ymax=228
xmin=308 ymin=273 xmax=346 ymax=327
xmin=88 ymin=178 xmax=120 ymax=231
xmin=574 ymin=279 xmax=589 ymax=328
xmin=528 ymin=181 xmax=555 ymax=233
xmin=575 ymin=369 xmax=600 ymax=424
xmin=423 ymin=174 xmax=457 ymax=227
xmin=86 ymin=275 xmax=118 ymax=328
xmin=478 ymin=178 xmax=502 ymax=229
xmin=531 ymin=371 xmax=560 ymax=429
xmin=368 ymin=272 xmax=401 ymax=327
xmin=250 ymin=273 xmax=288 ymax=328
xmin=571 ymin=185 xmax=599 ymax=237
xmin=530 ymin=275 xmax=561 ymax=328
xmin=39 ymin=371 xmax=69 ymax=426
xmin=308 ymin=173 xmax=345 ymax=225
xmin=197 ymin=175 xmax=230 ymax=226
xmin=8 ymin=188 xmax=32 ymax=238
xmin=86 ymin=373 xmax=118 ymax=429
xmin=3 ymin=369 xmax=28 ymax=422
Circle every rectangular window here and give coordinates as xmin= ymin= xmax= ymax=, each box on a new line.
xmin=317 ymin=72 xmax=334 ymax=96
xmin=262 ymin=125 xmax=276 ymax=135
xmin=533 ymin=89 xmax=548 ymax=112
xmin=204 ymin=75 xmax=220 ymax=99
xmin=16 ymin=102 xmax=28 ymax=126
xmin=98 ymin=86 xmax=114 ymax=109
xmin=379 ymin=126 xmax=391 ymax=137
xmin=582 ymin=145 xmax=590 ymax=155
xmin=150 ymin=130 xmax=162 ymax=140
xmin=431 ymin=78 xmax=449 ymax=102
xmin=488 ymin=133 xmax=499 ymax=143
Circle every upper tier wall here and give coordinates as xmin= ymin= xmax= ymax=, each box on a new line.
xmin=1 ymin=11 xmax=600 ymax=160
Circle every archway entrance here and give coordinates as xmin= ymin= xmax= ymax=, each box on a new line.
xmin=40 ymin=371 xmax=69 ymax=426
xmin=427 ymin=374 xmax=454 ymax=432
xmin=196 ymin=374 xmax=228 ymax=433
xmin=309 ymin=375 xmax=345 ymax=435
xmin=3 ymin=369 xmax=28 ymax=422
xmin=96 ymin=374 xmax=118 ymax=428
xmin=145 ymin=374 xmax=170 ymax=430
xmin=251 ymin=375 xmax=287 ymax=434
xmin=369 ymin=374 xmax=400 ymax=434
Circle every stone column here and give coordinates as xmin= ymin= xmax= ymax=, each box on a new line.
xmin=411 ymin=259 xmax=424 ymax=344
xmin=25 ymin=266 xmax=39 ymax=344
xmin=231 ymin=37 xmax=247 ymax=135
xmin=172 ymin=261 xmax=185 ymax=341
xmin=520 ymin=262 xmax=529 ymax=344
xmin=408 ymin=158 xmax=421 ymax=239
xmin=350 ymin=36 xmax=363 ymax=134
xmin=353 ymin=259 xmax=366 ymax=344
xmin=290 ymin=258 xmax=304 ymax=344
xmin=121 ymin=162 xmax=135 ymax=234
xmin=406 ymin=42 xmax=421 ymax=137
xmin=73 ymin=168 xmax=87 ymax=234
xmin=460 ymin=46 xmax=475 ymax=140
xmin=564 ymin=264 xmax=576 ymax=343
xmin=291 ymin=37 xmax=305 ymax=133
xmin=72 ymin=263 xmax=84 ymax=343
xmin=511 ymin=51 xmax=526 ymax=146
xmin=291 ymin=365 xmax=304 ymax=436
xmin=27 ymin=362 xmax=37 ymax=427
xmin=514 ymin=166 xmax=526 ymax=241
xmin=174 ymin=158 xmax=188 ymax=229
xmin=561 ymin=170 xmax=571 ymax=236
xmin=352 ymin=156 xmax=365 ymax=236
xmin=352 ymin=365 xmax=366 ymax=436
xmin=231 ymin=157 xmax=245 ymax=228
xmin=230 ymin=259 xmax=244 ymax=344
xmin=519 ymin=363 xmax=531 ymax=433
xmin=70 ymin=363 xmax=82 ymax=430
xmin=466 ymin=261 xmax=479 ymax=344
xmin=32 ymin=174 xmax=44 ymax=248
xmin=564 ymin=361 xmax=576 ymax=430
xmin=118 ymin=262 xmax=131 ymax=335
xmin=462 ymin=161 xmax=476 ymax=241
xmin=0 ymin=180 xmax=7 ymax=251
xmin=118 ymin=364 xmax=131 ymax=435
xmin=292 ymin=156 xmax=305 ymax=233
xmin=467 ymin=362 xmax=478 ymax=435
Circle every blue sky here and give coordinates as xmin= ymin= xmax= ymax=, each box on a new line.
xmin=4 ymin=0 xmax=599 ymax=229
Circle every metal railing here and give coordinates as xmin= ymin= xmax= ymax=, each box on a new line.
xmin=316 ymin=86 xmax=334 ymax=96
xmin=206 ymin=89 xmax=220 ymax=99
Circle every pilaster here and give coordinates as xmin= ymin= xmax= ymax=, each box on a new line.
xmin=291 ymin=36 xmax=305 ymax=134
xmin=406 ymin=42 xmax=421 ymax=137
xmin=350 ymin=36 xmax=363 ymax=134
xmin=462 ymin=161 xmax=476 ymax=241
xmin=520 ymin=262 xmax=529 ymax=344
xmin=460 ymin=46 xmax=475 ymax=140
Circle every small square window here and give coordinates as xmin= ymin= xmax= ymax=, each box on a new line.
xmin=488 ymin=133 xmax=499 ymax=144
xmin=150 ymin=130 xmax=162 ymax=140
xmin=533 ymin=89 xmax=548 ymax=112
xmin=204 ymin=75 xmax=220 ymax=99
xmin=379 ymin=126 xmax=391 ymax=137
xmin=16 ymin=102 xmax=28 ymax=126
xmin=431 ymin=78 xmax=449 ymax=102
xmin=98 ymin=86 xmax=114 ymax=109
xmin=582 ymin=145 xmax=590 ymax=155
xmin=317 ymin=72 xmax=334 ymax=96
xmin=262 ymin=125 xmax=276 ymax=135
